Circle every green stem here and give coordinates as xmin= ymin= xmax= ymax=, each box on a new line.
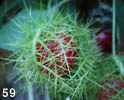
xmin=112 ymin=0 xmax=116 ymax=56
xmin=28 ymin=82 xmax=34 ymax=100
xmin=27 ymin=71 xmax=34 ymax=100
xmin=112 ymin=0 xmax=124 ymax=74
xmin=45 ymin=84 xmax=50 ymax=100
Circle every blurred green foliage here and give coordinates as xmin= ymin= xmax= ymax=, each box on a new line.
xmin=116 ymin=0 xmax=124 ymax=51
xmin=0 ymin=0 xmax=44 ymax=51
xmin=0 ymin=0 xmax=40 ymax=26
xmin=116 ymin=0 xmax=124 ymax=34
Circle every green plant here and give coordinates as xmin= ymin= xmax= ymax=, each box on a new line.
xmin=7 ymin=1 xmax=103 ymax=100
xmin=4 ymin=0 xmax=124 ymax=100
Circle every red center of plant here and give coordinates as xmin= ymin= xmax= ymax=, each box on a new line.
xmin=98 ymin=77 xmax=124 ymax=100
xmin=95 ymin=29 xmax=112 ymax=53
xmin=36 ymin=33 xmax=77 ymax=76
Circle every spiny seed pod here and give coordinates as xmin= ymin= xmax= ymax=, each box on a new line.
xmin=11 ymin=2 xmax=102 ymax=100
xmin=98 ymin=76 xmax=124 ymax=100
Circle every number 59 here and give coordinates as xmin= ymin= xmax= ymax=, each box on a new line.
xmin=2 ymin=88 xmax=16 ymax=97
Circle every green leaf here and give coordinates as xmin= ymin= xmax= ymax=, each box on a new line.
xmin=0 ymin=9 xmax=46 ymax=51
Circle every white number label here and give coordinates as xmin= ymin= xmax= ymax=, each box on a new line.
xmin=2 ymin=88 xmax=8 ymax=97
xmin=10 ymin=88 xmax=16 ymax=97
xmin=2 ymin=88 xmax=16 ymax=97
